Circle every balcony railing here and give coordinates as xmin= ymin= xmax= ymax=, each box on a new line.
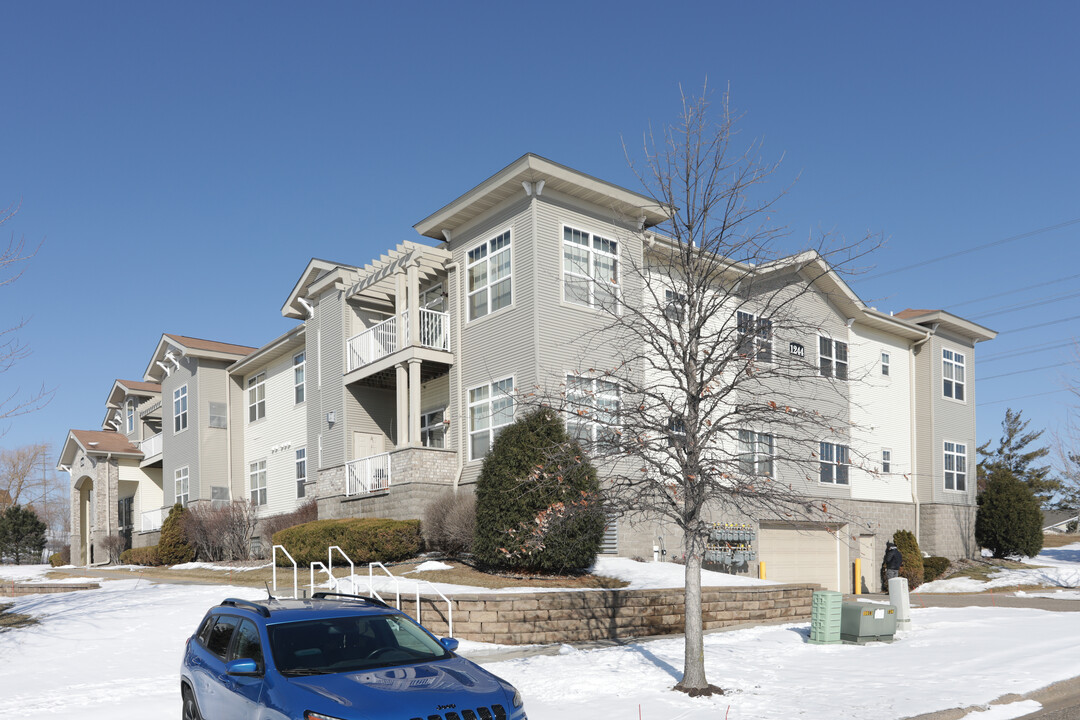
xmin=141 ymin=508 xmax=165 ymax=533
xmin=139 ymin=432 xmax=162 ymax=459
xmin=346 ymin=309 xmax=450 ymax=372
xmin=345 ymin=452 xmax=391 ymax=496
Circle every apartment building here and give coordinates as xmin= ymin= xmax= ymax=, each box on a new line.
xmin=59 ymin=154 xmax=994 ymax=592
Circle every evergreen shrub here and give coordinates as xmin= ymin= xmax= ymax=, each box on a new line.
xmin=472 ymin=408 xmax=605 ymax=573
xmin=119 ymin=545 xmax=162 ymax=566
xmin=157 ymin=503 xmax=195 ymax=565
xmin=893 ymin=529 xmax=924 ymax=589
xmin=975 ymin=466 xmax=1044 ymax=558
xmin=272 ymin=518 xmax=421 ymax=566
xmin=922 ymin=556 xmax=950 ymax=583
xmin=49 ymin=544 xmax=71 ymax=567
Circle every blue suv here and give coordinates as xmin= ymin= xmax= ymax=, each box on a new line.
xmin=180 ymin=592 xmax=527 ymax=720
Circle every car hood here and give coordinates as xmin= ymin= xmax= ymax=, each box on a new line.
xmin=289 ymin=657 xmax=510 ymax=717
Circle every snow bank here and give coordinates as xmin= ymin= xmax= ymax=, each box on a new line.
xmin=917 ymin=542 xmax=1080 ymax=594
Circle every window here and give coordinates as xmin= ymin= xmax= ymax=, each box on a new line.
xmin=295 ymin=449 xmax=307 ymax=498
xmin=420 ymin=410 xmax=445 ymax=449
xmin=249 ymin=460 xmax=267 ymax=505
xmin=563 ymin=225 xmax=619 ymax=310
xmin=467 ymin=230 xmax=512 ymax=321
xmin=944 ymin=442 xmax=967 ymax=491
xmin=943 ymin=349 xmax=965 ymax=401
xmin=737 ymin=311 xmax=773 ymax=362
xmin=566 ymin=375 xmax=621 ymax=446
xmin=229 ymin=619 xmax=264 ymax=667
xmin=468 ymin=377 xmax=514 ymax=460
xmin=819 ymin=337 xmax=848 ymax=380
xmin=738 ymin=430 xmax=775 ymax=477
xmin=175 ymin=466 xmax=190 ymax=506
xmin=882 ymin=449 xmax=892 ymax=474
xmin=881 ymin=352 xmax=891 ymax=377
xmin=208 ymin=402 xmax=227 ymax=429
xmin=664 ymin=289 xmax=686 ymax=322
xmin=173 ymin=385 xmax=188 ymax=433
xmin=248 ymin=372 xmax=266 ymax=422
xmin=294 ymin=352 xmax=306 ymax=404
xmin=819 ymin=442 xmax=850 ymax=485
xmin=125 ymin=399 xmax=135 ymax=434
xmin=206 ymin=616 xmax=239 ymax=660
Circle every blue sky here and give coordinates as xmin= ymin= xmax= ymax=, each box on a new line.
xmin=2 ymin=2 xmax=1078 ymax=464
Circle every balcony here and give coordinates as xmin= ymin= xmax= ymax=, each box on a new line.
xmin=345 ymin=452 xmax=392 ymax=496
xmin=141 ymin=508 xmax=165 ymax=533
xmin=346 ymin=309 xmax=452 ymax=374
xmin=139 ymin=432 xmax=163 ymax=465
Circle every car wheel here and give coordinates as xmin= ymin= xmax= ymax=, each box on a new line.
xmin=182 ymin=687 xmax=203 ymax=720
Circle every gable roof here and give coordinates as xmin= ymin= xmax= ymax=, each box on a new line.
xmin=57 ymin=429 xmax=142 ymax=468
xmin=894 ymin=309 xmax=997 ymax=343
xmin=144 ymin=333 xmax=257 ymax=382
xmin=281 ymin=257 xmax=362 ymax=319
xmin=413 ymin=153 xmax=668 ymax=241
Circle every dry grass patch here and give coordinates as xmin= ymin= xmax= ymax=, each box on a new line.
xmin=943 ymin=557 xmax=1031 ymax=584
xmin=391 ymin=560 xmax=628 ymax=590
xmin=0 ymin=603 xmax=37 ymax=631
xmin=1042 ymin=533 xmax=1080 ymax=549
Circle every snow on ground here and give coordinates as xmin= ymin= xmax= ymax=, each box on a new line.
xmin=0 ymin=564 xmax=54 ymax=582
xmin=170 ymin=561 xmax=273 ymax=572
xmin=2 ymin=576 xmax=1079 ymax=719
xmin=916 ymin=541 xmax=1080 ymax=594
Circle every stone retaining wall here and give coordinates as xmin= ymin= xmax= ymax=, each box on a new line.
xmin=397 ymin=584 xmax=816 ymax=644
xmin=0 ymin=582 xmax=100 ymax=596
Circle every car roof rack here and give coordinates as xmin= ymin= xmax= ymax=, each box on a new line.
xmin=311 ymin=592 xmax=391 ymax=609
xmin=220 ymin=598 xmax=272 ymax=617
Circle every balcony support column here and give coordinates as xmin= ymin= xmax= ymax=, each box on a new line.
xmin=408 ymin=358 xmax=422 ymax=447
xmin=407 ymin=260 xmax=420 ymax=348
xmin=395 ymin=271 xmax=407 ymax=351
xmin=395 ymin=362 xmax=408 ymax=448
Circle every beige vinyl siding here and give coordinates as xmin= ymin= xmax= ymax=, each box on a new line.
xmin=345 ymin=385 xmax=394 ymax=457
xmin=928 ymin=332 xmax=977 ymax=505
xmin=242 ymin=349 xmax=309 ymax=517
xmin=162 ymin=357 xmax=199 ymax=505
xmin=118 ymin=464 xmax=163 ymax=523
xmin=197 ymin=361 xmax=231 ymax=502
xmin=313 ymin=287 xmax=348 ymax=470
xmin=452 ymin=197 xmax=534 ymax=485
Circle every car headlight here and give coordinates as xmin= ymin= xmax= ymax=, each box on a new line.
xmin=305 ymin=712 xmax=347 ymax=720
xmin=511 ymin=687 xmax=524 ymax=709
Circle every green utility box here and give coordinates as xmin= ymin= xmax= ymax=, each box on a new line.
xmin=808 ymin=591 xmax=843 ymax=645
xmin=840 ymin=602 xmax=897 ymax=644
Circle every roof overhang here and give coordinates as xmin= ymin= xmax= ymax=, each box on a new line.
xmin=281 ymin=258 xmax=359 ymax=320
xmin=344 ymin=241 xmax=451 ymax=308
xmin=894 ymin=309 xmax=997 ymax=343
xmin=144 ymin=334 xmax=256 ymax=382
xmin=413 ymin=153 xmax=669 ymax=241
xmin=229 ymin=324 xmax=307 ymax=376
xmin=57 ymin=430 xmax=142 ymax=469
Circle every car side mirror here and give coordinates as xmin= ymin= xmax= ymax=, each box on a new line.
xmin=439 ymin=637 xmax=459 ymax=653
xmin=226 ymin=658 xmax=262 ymax=677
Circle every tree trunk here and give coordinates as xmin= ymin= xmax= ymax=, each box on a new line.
xmin=676 ymin=535 xmax=721 ymax=695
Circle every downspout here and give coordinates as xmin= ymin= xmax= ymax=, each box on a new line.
xmin=909 ymin=326 xmax=936 ymax=545
xmin=445 ymin=259 xmax=464 ymax=491
xmin=106 ymin=452 xmax=113 ymax=545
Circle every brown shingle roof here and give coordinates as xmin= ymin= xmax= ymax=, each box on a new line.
xmin=895 ymin=309 xmax=939 ymax=320
xmin=117 ymin=380 xmax=161 ymax=394
xmin=70 ymin=430 xmax=142 ymax=456
xmin=164 ymin=334 xmax=257 ymax=356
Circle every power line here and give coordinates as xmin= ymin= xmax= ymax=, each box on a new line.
xmin=949 ymin=272 xmax=1080 ymax=310
xmin=859 ymin=217 xmax=1080 ymax=282
xmin=981 ymin=340 xmax=1076 ymax=363
xmin=997 ymin=313 xmax=1080 ymax=335
xmin=977 ymin=388 xmax=1072 ymax=407
xmin=979 ymin=361 xmax=1074 ymax=381
xmin=969 ymin=288 xmax=1080 ymax=320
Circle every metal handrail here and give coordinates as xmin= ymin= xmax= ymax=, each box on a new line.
xmin=272 ymin=545 xmax=298 ymax=599
xmin=368 ymin=562 xmax=401 ymax=609
xmin=413 ymin=579 xmax=454 ymax=638
xmin=310 ymin=562 xmax=336 ymax=596
xmin=328 ymin=546 xmax=356 ymax=594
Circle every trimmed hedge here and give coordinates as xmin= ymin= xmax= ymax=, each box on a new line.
xmin=272 ymin=518 xmax=421 ymax=566
xmin=49 ymin=545 xmax=71 ymax=567
xmin=923 ymin=556 xmax=950 ymax=583
xmin=119 ymin=545 xmax=162 ymax=566
xmin=893 ymin=529 xmax=924 ymax=589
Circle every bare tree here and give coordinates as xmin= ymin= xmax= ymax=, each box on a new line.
xmin=531 ymin=86 xmax=880 ymax=695
xmin=0 ymin=443 xmax=68 ymax=540
xmin=1 ymin=203 xmax=51 ymax=428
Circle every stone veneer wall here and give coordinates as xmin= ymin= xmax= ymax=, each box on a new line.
xmin=317 ymin=447 xmax=457 ymax=522
xmin=396 ymin=584 xmax=815 ymax=645
xmin=920 ymin=504 xmax=978 ymax=559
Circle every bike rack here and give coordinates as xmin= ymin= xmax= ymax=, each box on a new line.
xmin=272 ymin=545 xmax=298 ymax=599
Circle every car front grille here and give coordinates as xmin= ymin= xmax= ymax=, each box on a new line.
xmin=410 ymin=704 xmax=508 ymax=720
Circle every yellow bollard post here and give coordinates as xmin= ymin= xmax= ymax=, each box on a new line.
xmin=759 ymin=561 xmax=766 ymax=580
xmin=854 ymin=558 xmax=862 ymax=595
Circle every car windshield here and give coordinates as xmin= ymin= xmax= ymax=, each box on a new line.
xmin=268 ymin=613 xmax=451 ymax=676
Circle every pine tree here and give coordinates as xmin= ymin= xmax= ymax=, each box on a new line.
xmin=0 ymin=505 xmax=47 ymax=565
xmin=977 ymin=408 xmax=1059 ymax=505
xmin=473 ymin=408 xmax=605 ymax=573
xmin=157 ymin=503 xmax=195 ymax=565
xmin=975 ymin=465 xmax=1044 ymax=558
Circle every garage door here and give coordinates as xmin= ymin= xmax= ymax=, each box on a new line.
xmin=758 ymin=525 xmax=841 ymax=591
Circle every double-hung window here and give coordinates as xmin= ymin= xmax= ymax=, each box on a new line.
xmin=249 ymin=460 xmax=267 ymax=506
xmin=563 ymin=226 xmax=619 ymax=310
xmin=248 ymin=372 xmax=266 ymax=422
xmin=944 ymin=441 xmax=967 ymax=491
xmin=881 ymin=352 xmax=891 ymax=377
xmin=882 ymin=449 xmax=892 ymax=474
xmin=295 ymin=449 xmax=307 ymax=498
xmin=468 ymin=377 xmax=514 ymax=460
xmin=819 ymin=337 xmax=849 ymax=380
xmin=566 ymin=374 xmax=621 ymax=447
xmin=467 ymin=231 xmax=512 ymax=321
xmin=664 ymin=289 xmax=686 ymax=322
xmin=420 ymin=409 xmax=445 ymax=448
xmin=819 ymin=442 xmax=850 ymax=485
xmin=943 ymin=349 xmax=965 ymax=401
xmin=737 ymin=311 xmax=773 ymax=362
xmin=173 ymin=385 xmax=188 ymax=433
xmin=294 ymin=352 xmax=306 ymax=404
xmin=126 ymin=399 xmax=135 ymax=434
xmin=175 ymin=466 xmax=190 ymax=506
xmin=738 ymin=430 xmax=774 ymax=477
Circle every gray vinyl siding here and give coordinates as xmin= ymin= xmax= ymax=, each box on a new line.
xmin=345 ymin=385 xmax=395 ymax=457
xmin=451 ymin=196 xmax=534 ymax=485
xmin=928 ymin=331 xmax=977 ymax=506
xmin=228 ymin=373 xmax=246 ymax=501
xmin=311 ymin=286 xmax=348 ymax=470
xmin=197 ymin=361 xmax=231 ymax=501
xmin=162 ymin=356 xmax=199 ymax=505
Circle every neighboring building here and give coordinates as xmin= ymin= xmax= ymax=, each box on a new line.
xmin=58 ymin=154 xmax=996 ymax=592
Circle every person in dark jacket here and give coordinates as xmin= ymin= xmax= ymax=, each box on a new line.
xmin=884 ymin=541 xmax=903 ymax=582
